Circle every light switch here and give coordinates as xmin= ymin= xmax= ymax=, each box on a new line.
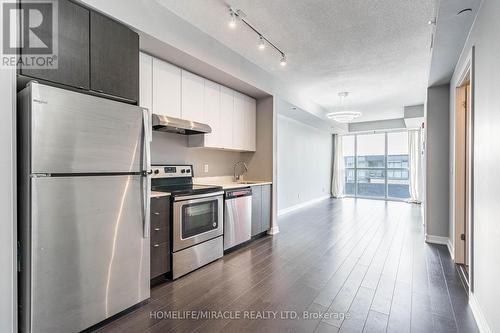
xmin=204 ymin=164 xmax=209 ymax=173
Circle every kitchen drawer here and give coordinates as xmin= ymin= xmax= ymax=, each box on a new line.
xmin=150 ymin=242 xmax=170 ymax=278
xmin=151 ymin=223 xmax=169 ymax=245
xmin=151 ymin=195 xmax=169 ymax=212
xmin=151 ymin=209 xmax=168 ymax=229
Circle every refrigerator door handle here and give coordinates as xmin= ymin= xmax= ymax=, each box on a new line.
xmin=142 ymin=108 xmax=152 ymax=238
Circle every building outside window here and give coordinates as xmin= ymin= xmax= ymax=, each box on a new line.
xmin=342 ymin=131 xmax=410 ymax=200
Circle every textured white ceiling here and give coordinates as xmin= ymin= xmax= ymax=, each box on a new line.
xmin=156 ymin=0 xmax=436 ymax=122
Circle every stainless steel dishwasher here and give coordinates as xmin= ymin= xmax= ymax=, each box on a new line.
xmin=224 ymin=187 xmax=252 ymax=250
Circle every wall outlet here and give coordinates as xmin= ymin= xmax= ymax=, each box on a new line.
xmin=204 ymin=164 xmax=209 ymax=173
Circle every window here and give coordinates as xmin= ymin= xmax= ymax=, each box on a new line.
xmin=387 ymin=132 xmax=410 ymax=199
xmin=342 ymin=135 xmax=355 ymax=196
xmin=356 ymin=133 xmax=386 ymax=198
xmin=341 ymin=131 xmax=410 ymax=201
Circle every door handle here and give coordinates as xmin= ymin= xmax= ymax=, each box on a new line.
xmin=142 ymin=108 xmax=152 ymax=239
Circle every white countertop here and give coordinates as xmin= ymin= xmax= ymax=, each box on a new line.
xmin=151 ymin=191 xmax=170 ymax=198
xmin=193 ymin=176 xmax=272 ymax=190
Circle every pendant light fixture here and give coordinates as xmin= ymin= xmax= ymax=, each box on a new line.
xmin=327 ymin=92 xmax=361 ymax=123
xmin=228 ymin=7 xmax=287 ymax=67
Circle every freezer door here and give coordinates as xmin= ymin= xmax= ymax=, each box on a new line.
xmin=28 ymin=83 xmax=145 ymax=174
xmin=29 ymin=176 xmax=150 ymax=333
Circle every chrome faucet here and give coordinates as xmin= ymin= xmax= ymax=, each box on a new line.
xmin=233 ymin=161 xmax=248 ymax=182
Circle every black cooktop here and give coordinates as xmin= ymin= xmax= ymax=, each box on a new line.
xmin=152 ymin=184 xmax=222 ymax=197
xmin=151 ymin=164 xmax=223 ymax=197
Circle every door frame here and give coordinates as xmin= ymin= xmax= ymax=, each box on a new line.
xmin=453 ymin=47 xmax=475 ymax=291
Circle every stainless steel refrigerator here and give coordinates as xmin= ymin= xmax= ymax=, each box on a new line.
xmin=17 ymin=82 xmax=152 ymax=333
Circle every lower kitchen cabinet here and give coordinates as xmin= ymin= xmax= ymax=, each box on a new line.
xmin=261 ymin=184 xmax=271 ymax=231
xmin=251 ymin=184 xmax=272 ymax=236
xmin=150 ymin=196 xmax=171 ymax=278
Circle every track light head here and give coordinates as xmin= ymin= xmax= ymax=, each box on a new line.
xmin=228 ymin=10 xmax=237 ymax=29
xmin=258 ymin=36 xmax=266 ymax=50
xmin=280 ymin=54 xmax=287 ymax=66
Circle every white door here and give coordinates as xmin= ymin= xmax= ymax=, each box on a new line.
xmin=204 ymin=80 xmax=221 ymax=147
xmin=152 ymin=58 xmax=181 ymax=118
xmin=182 ymin=70 xmax=205 ymax=123
xmin=139 ymin=52 xmax=152 ymax=112
xmin=220 ymin=86 xmax=234 ymax=149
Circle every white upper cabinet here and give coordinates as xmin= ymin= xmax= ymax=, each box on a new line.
xmin=152 ymin=58 xmax=181 ymax=118
xmin=203 ymin=80 xmax=221 ymax=147
xmin=181 ymin=70 xmax=205 ymax=123
xmin=232 ymin=91 xmax=247 ymax=151
xmin=139 ymin=52 xmax=152 ymax=112
xmin=220 ymin=86 xmax=234 ymax=149
xmin=140 ymin=53 xmax=257 ymax=152
xmin=246 ymin=96 xmax=257 ymax=151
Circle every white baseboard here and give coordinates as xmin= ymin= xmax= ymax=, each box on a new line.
xmin=469 ymin=293 xmax=492 ymax=333
xmin=425 ymin=234 xmax=449 ymax=245
xmin=278 ymin=195 xmax=331 ymax=216
xmin=267 ymin=225 xmax=280 ymax=235
xmin=447 ymin=238 xmax=455 ymax=260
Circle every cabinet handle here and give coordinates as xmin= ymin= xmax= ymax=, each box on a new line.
xmin=153 ymin=244 xmax=160 ymax=248
xmin=153 ymin=212 xmax=160 ymax=216
xmin=154 ymin=228 xmax=160 ymax=231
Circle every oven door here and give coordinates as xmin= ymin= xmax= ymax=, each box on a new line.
xmin=172 ymin=191 xmax=224 ymax=252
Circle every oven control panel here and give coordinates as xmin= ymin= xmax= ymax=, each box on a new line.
xmin=151 ymin=165 xmax=192 ymax=178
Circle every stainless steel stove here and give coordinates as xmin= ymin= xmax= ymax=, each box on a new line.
xmin=151 ymin=165 xmax=224 ymax=279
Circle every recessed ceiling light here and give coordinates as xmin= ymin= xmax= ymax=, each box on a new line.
xmin=327 ymin=111 xmax=362 ymax=123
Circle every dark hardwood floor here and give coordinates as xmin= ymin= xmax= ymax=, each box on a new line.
xmin=96 ymin=198 xmax=478 ymax=333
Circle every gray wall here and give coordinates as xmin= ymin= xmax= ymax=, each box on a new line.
xmin=151 ymin=131 xmax=248 ymax=177
xmin=243 ymin=96 xmax=274 ymax=181
xmin=449 ymin=0 xmax=500 ymax=330
xmin=0 ymin=68 xmax=16 ymax=333
xmin=425 ymin=84 xmax=450 ymax=238
xmin=277 ymin=114 xmax=332 ymax=212
xmin=348 ymin=118 xmax=406 ymax=132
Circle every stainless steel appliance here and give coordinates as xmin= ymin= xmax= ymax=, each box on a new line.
xmin=17 ymin=82 xmax=152 ymax=333
xmin=224 ymin=188 xmax=252 ymax=250
xmin=152 ymin=114 xmax=211 ymax=135
xmin=151 ymin=165 xmax=224 ymax=279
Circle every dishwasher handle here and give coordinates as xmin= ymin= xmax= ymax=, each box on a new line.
xmin=225 ymin=187 xmax=252 ymax=199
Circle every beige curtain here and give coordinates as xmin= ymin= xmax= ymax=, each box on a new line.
xmin=331 ymin=134 xmax=345 ymax=198
xmin=408 ymin=129 xmax=422 ymax=203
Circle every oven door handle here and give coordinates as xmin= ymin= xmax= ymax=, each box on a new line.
xmin=173 ymin=191 xmax=225 ymax=202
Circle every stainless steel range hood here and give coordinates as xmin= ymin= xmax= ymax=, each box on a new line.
xmin=152 ymin=114 xmax=211 ymax=135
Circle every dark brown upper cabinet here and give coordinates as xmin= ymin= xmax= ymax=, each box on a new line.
xmin=19 ymin=0 xmax=90 ymax=89
xmin=90 ymin=11 xmax=139 ymax=103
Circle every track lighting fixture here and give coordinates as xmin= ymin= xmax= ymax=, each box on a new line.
xmin=227 ymin=6 xmax=287 ymax=67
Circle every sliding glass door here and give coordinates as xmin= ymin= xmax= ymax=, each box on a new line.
xmin=342 ymin=131 xmax=410 ymax=201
